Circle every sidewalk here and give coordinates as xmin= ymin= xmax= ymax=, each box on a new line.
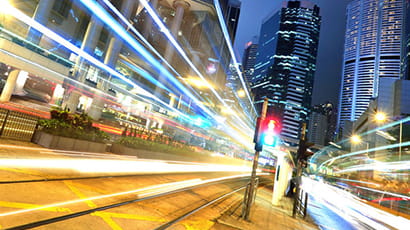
xmin=213 ymin=187 xmax=318 ymax=230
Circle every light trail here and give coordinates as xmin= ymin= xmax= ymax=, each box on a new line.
xmin=78 ymin=0 xmax=216 ymax=120
xmin=79 ymin=0 xmax=255 ymax=147
xmin=354 ymin=185 xmax=410 ymax=200
xmin=0 ymin=158 xmax=251 ymax=174
xmin=0 ymin=144 xmax=253 ymax=173
xmin=334 ymin=178 xmax=381 ymax=187
xmin=311 ymin=117 xmax=410 ymax=163
xmin=0 ymin=179 xmax=201 ymax=217
xmin=213 ymin=0 xmax=256 ymax=115
xmin=335 ymin=161 xmax=410 ymax=174
xmin=0 ymin=174 xmax=263 ymax=218
xmin=137 ymin=0 xmax=254 ymax=133
xmin=100 ymin=0 xmax=180 ymax=78
xmin=3 ymin=1 xmax=254 ymax=148
xmin=318 ymin=141 xmax=410 ymax=169
xmin=302 ymin=177 xmax=410 ymax=230
xmin=2 ymin=1 xmax=195 ymax=124
xmin=120 ymin=58 xmax=172 ymax=92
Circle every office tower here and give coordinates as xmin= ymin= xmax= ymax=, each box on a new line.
xmin=252 ymin=1 xmax=321 ymax=141
xmin=308 ymin=103 xmax=337 ymax=146
xmin=242 ymin=40 xmax=258 ymax=86
xmin=338 ymin=0 xmax=405 ymax=129
xmin=220 ymin=0 xmax=241 ymax=42
xmin=402 ymin=0 xmax=410 ymax=80
xmin=308 ymin=110 xmax=327 ymax=146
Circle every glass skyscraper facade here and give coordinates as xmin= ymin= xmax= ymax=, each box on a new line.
xmin=338 ymin=0 xmax=404 ymax=129
xmin=242 ymin=41 xmax=258 ymax=86
xmin=251 ymin=1 xmax=321 ymax=141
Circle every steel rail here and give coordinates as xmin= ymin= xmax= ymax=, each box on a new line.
xmin=5 ymin=176 xmax=265 ymax=229
xmin=0 ymin=171 xmax=237 ymax=184
xmin=154 ymin=186 xmax=246 ymax=230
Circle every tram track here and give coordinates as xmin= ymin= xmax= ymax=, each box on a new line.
xmin=4 ymin=174 xmax=271 ymax=230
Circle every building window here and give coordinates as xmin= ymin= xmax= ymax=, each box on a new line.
xmin=52 ymin=0 xmax=72 ymax=18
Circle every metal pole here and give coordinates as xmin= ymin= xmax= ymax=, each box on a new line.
xmin=243 ymin=150 xmax=261 ymax=220
xmin=0 ymin=110 xmax=10 ymax=137
xmin=292 ymin=163 xmax=302 ymax=217
xmin=303 ymin=192 xmax=308 ymax=219
xmin=399 ymin=121 xmax=402 ymax=161
xmin=293 ymin=123 xmax=306 ymax=218
xmin=242 ymin=98 xmax=268 ymax=220
xmin=366 ymin=142 xmax=369 ymax=156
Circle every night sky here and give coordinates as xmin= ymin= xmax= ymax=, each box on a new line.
xmin=234 ymin=0 xmax=351 ymax=107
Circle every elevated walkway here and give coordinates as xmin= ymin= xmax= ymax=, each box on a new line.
xmin=0 ymin=29 xmax=72 ymax=82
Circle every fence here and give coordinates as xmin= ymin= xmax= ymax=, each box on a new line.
xmin=293 ymin=188 xmax=309 ymax=218
xmin=0 ymin=108 xmax=39 ymax=141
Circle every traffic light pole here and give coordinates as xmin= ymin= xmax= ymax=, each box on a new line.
xmin=242 ymin=98 xmax=268 ymax=220
xmin=293 ymin=123 xmax=306 ymax=218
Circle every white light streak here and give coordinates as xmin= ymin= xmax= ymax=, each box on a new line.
xmin=335 ymin=161 xmax=410 ymax=174
xmin=0 ymin=179 xmax=201 ymax=217
xmin=302 ymin=177 xmax=410 ymax=230
xmin=3 ymin=2 xmax=192 ymax=122
xmin=213 ymin=0 xmax=256 ymax=114
xmin=138 ymin=0 xmax=253 ymax=134
xmin=0 ymin=174 xmax=264 ymax=217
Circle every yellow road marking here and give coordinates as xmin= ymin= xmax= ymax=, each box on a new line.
xmin=93 ymin=211 xmax=166 ymax=222
xmin=64 ymin=181 xmax=97 ymax=208
xmin=182 ymin=220 xmax=215 ymax=230
xmin=63 ymin=183 xmax=167 ymax=229
xmin=94 ymin=214 xmax=123 ymax=230
xmin=64 ymin=181 xmax=108 ymax=194
xmin=0 ymin=201 xmax=71 ymax=213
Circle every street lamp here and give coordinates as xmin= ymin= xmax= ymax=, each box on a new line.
xmin=374 ymin=112 xmax=403 ymax=160
xmin=351 ymin=134 xmax=369 ymax=155
xmin=351 ymin=134 xmax=362 ymax=144
xmin=374 ymin=112 xmax=387 ymax=123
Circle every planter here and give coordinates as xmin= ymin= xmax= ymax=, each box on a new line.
xmin=33 ymin=131 xmax=107 ymax=153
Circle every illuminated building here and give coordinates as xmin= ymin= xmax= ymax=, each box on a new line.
xmin=242 ymin=39 xmax=258 ymax=87
xmin=338 ymin=0 xmax=405 ymax=130
xmin=0 ymin=0 xmax=254 ymax=150
xmin=219 ymin=0 xmax=241 ymax=42
xmin=251 ymin=1 xmax=321 ymax=141
xmin=307 ymin=103 xmax=337 ymax=146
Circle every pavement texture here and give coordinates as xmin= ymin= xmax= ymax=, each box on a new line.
xmin=212 ymin=188 xmax=318 ymax=230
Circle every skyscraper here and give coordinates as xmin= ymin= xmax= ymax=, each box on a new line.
xmin=220 ymin=0 xmax=241 ymax=42
xmin=242 ymin=40 xmax=258 ymax=86
xmin=252 ymin=1 xmax=321 ymax=141
xmin=401 ymin=0 xmax=410 ymax=80
xmin=308 ymin=102 xmax=337 ymax=146
xmin=338 ymin=0 xmax=405 ymax=129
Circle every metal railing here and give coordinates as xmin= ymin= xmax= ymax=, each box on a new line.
xmin=293 ymin=188 xmax=308 ymax=218
xmin=0 ymin=108 xmax=39 ymax=141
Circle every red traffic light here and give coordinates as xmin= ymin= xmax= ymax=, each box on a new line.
xmin=262 ymin=117 xmax=281 ymax=133
xmin=261 ymin=118 xmax=281 ymax=146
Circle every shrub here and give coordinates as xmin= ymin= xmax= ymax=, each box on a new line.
xmin=38 ymin=108 xmax=109 ymax=143
xmin=116 ymin=137 xmax=194 ymax=155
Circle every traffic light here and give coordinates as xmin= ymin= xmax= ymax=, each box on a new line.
xmin=297 ymin=139 xmax=315 ymax=165
xmin=254 ymin=116 xmax=281 ymax=151
xmin=261 ymin=117 xmax=280 ymax=147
